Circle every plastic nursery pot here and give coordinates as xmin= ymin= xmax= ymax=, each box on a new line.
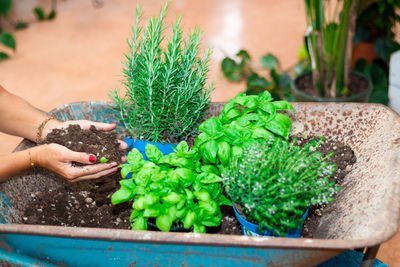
xmin=124 ymin=137 xmax=177 ymax=161
xmin=232 ymin=203 xmax=309 ymax=237
xmin=290 ymin=71 xmax=372 ymax=103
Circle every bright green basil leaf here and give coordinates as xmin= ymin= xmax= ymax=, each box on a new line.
xmin=201 ymin=211 xmax=222 ymax=227
xmin=145 ymin=144 xmax=163 ymax=163
xmin=135 ymin=165 xmax=157 ymax=186
xmin=259 ymin=102 xmax=276 ymax=115
xmin=194 ymin=132 xmax=210 ymax=149
xmin=183 ymin=210 xmax=196 ymax=229
xmin=129 ymin=209 xmax=142 ymax=222
xmin=175 ymin=168 xmax=194 ymax=183
xmin=132 ymin=186 xmax=146 ymax=195
xmin=184 ymin=188 xmax=194 ymax=200
xmin=193 ymin=224 xmax=206 ymax=233
xmin=127 ymin=148 xmax=143 ymax=164
xmin=177 ymin=198 xmax=186 ymax=210
xmin=162 ymin=192 xmax=181 ymax=204
xmin=111 ymin=187 xmax=134 ymax=204
xmin=261 ymin=53 xmax=278 ymax=69
xmin=200 ymin=173 xmax=223 ymax=184
xmin=218 ymin=195 xmax=232 ymax=206
xmin=264 ymin=119 xmax=289 ymax=139
xmin=132 ymin=216 xmax=147 ymax=230
xmin=223 ymin=125 xmax=242 ymax=141
xmin=199 ymin=200 xmax=218 ymax=215
xmin=217 ymin=141 xmax=231 ymax=165
xmin=236 ymin=113 xmax=260 ymax=127
xmin=257 ymin=91 xmax=273 ymax=102
xmin=175 ymin=141 xmax=189 ymax=153
xmin=201 ymin=165 xmax=219 ymax=175
xmin=272 ymin=101 xmax=294 ymax=111
xmin=221 ymin=101 xmax=236 ymax=115
xmin=132 ymin=196 xmax=145 ymax=210
xmin=119 ymin=179 xmax=136 ymax=190
xmin=156 ymin=214 xmax=173 ymax=232
xmin=143 ymin=206 xmax=160 ymax=217
xmin=151 ymin=171 xmax=167 ymax=182
xmin=120 ymin=162 xmax=143 ymax=178
xmin=149 ymin=182 xmax=163 ymax=191
xmin=0 ymin=32 xmax=16 ymax=50
xmin=170 ymin=157 xmax=190 ymax=168
xmin=194 ymin=190 xmax=211 ymax=202
xmin=143 ymin=192 xmax=159 ymax=208
xmin=202 ymin=140 xmax=219 ymax=164
xmin=176 ymin=207 xmax=188 ymax=219
xmin=252 ymin=127 xmax=275 ymax=139
xmin=199 ymin=117 xmax=223 ymax=138
xmin=233 ymin=93 xmax=247 ymax=106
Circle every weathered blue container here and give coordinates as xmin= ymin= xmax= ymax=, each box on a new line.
xmin=0 ymin=102 xmax=399 ymax=266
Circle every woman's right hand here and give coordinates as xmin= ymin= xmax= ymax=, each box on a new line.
xmin=30 ymin=144 xmax=119 ymax=182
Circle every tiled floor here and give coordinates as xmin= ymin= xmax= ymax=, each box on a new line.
xmin=0 ymin=0 xmax=399 ymax=265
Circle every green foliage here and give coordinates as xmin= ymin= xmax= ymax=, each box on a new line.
xmin=195 ymin=91 xmax=293 ymax=166
xmin=222 ymin=138 xmax=339 ymax=236
xmin=0 ymin=0 xmax=11 ymax=16
xmin=33 ymin=7 xmax=46 ymax=21
xmin=304 ymin=0 xmax=358 ymax=98
xmin=220 ymin=50 xmax=293 ymax=100
xmin=110 ymin=3 xmax=213 ymax=143
xmin=111 ymin=142 xmax=230 ymax=233
xmin=0 ymin=32 xmax=15 ymax=50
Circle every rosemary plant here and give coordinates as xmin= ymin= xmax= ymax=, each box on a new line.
xmin=110 ymin=3 xmax=213 ymax=142
xmin=222 ymin=137 xmax=340 ymax=236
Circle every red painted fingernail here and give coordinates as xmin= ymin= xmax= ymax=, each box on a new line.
xmin=117 ymin=167 xmax=122 ymax=171
xmin=89 ymin=155 xmax=96 ymax=163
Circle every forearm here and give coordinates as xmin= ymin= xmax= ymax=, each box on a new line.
xmin=0 ymin=85 xmax=56 ymax=142
xmin=0 ymin=148 xmax=37 ymax=182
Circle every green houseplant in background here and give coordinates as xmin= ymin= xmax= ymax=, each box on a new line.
xmin=351 ymin=0 xmax=400 ymax=105
xmin=221 ymin=50 xmax=293 ymax=100
xmin=0 ymin=0 xmax=57 ymax=61
xmin=222 ymin=137 xmax=339 ymax=237
xmin=292 ymin=0 xmax=372 ymax=102
xmin=110 ymin=3 xmax=213 ymax=144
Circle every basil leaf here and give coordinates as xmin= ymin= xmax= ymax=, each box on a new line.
xmin=162 ymin=192 xmax=181 ymax=204
xmin=218 ymin=195 xmax=232 ymax=206
xmin=175 ymin=141 xmax=189 ymax=153
xmin=120 ymin=162 xmax=143 ymax=178
xmin=156 ymin=214 xmax=173 ymax=232
xmin=199 ymin=117 xmax=222 ymax=138
xmin=183 ymin=210 xmax=196 ymax=229
xmin=272 ymin=100 xmax=294 ymax=111
xmin=132 ymin=196 xmax=145 ymax=210
xmin=175 ymin=168 xmax=194 ymax=184
xmin=145 ymin=144 xmax=163 ymax=163
xmin=202 ymin=140 xmax=219 ymax=164
xmin=200 ymin=173 xmax=223 ymax=184
xmin=251 ymin=127 xmax=275 ymax=139
xmin=201 ymin=212 xmax=222 ymax=227
xmin=127 ymin=148 xmax=143 ymax=163
xmin=194 ymin=190 xmax=211 ymax=202
xmin=259 ymin=102 xmax=276 ymax=115
xmin=119 ymin=179 xmax=136 ymax=190
xmin=201 ymin=165 xmax=219 ymax=175
xmin=199 ymin=200 xmax=218 ymax=215
xmin=132 ymin=216 xmax=147 ymax=230
xmin=257 ymin=91 xmax=272 ymax=102
xmin=193 ymin=224 xmax=206 ymax=233
xmin=111 ymin=187 xmax=134 ymax=204
xmin=194 ymin=132 xmax=209 ymax=149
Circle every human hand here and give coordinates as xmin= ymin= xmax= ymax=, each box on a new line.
xmin=30 ymin=144 xmax=120 ymax=182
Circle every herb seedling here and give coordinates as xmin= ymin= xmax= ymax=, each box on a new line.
xmin=110 ymin=3 xmax=213 ymax=143
xmin=222 ymin=137 xmax=339 ymax=236
xmin=111 ymin=141 xmax=230 ymax=233
xmin=194 ymin=91 xmax=293 ymax=167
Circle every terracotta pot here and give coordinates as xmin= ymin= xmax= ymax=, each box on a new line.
xmin=351 ymin=42 xmax=379 ymax=68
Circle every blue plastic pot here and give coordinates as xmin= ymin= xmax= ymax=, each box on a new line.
xmin=123 ymin=137 xmax=177 ymax=179
xmin=232 ymin=204 xmax=309 ymax=237
xmin=124 ymin=137 xmax=177 ymax=161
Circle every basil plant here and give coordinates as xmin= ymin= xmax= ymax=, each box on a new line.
xmin=195 ymin=91 xmax=294 ymax=167
xmin=111 ymin=141 xmax=231 ymax=233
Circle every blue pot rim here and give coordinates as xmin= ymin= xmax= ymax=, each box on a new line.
xmin=232 ymin=203 xmax=309 ymax=237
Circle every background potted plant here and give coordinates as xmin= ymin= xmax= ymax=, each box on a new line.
xmin=222 ymin=137 xmax=340 ymax=237
xmin=110 ymin=3 xmax=213 ymax=156
xmin=291 ymin=0 xmax=372 ymax=102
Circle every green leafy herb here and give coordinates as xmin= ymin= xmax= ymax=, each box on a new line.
xmin=222 ymin=138 xmax=339 ymax=236
xmin=111 ymin=141 xmax=229 ymax=233
xmin=99 ymin=157 xmax=109 ymax=163
xmin=110 ymin=3 xmax=213 ymax=143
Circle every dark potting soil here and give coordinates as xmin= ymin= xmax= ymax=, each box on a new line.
xmin=22 ymin=127 xmax=355 ymax=237
xmin=295 ymin=72 xmax=369 ymax=98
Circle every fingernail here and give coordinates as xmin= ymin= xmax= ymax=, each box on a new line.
xmin=89 ymin=155 xmax=96 ymax=163
xmin=117 ymin=167 xmax=122 ymax=171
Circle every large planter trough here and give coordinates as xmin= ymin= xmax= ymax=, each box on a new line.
xmin=0 ymin=102 xmax=399 ymax=266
